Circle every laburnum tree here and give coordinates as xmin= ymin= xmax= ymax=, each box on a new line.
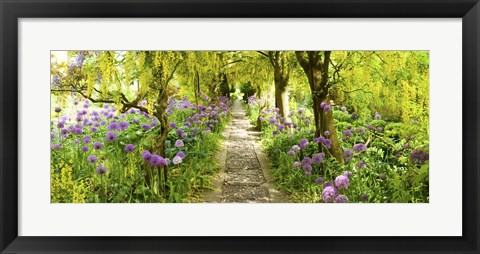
xmin=295 ymin=51 xmax=344 ymax=163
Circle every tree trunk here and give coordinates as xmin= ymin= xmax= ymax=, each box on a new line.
xmin=274 ymin=77 xmax=290 ymax=122
xmin=296 ymin=51 xmax=344 ymax=163
xmin=194 ymin=68 xmax=200 ymax=111
xmin=271 ymin=51 xmax=290 ymax=123
xmin=153 ymin=85 xmax=170 ymax=188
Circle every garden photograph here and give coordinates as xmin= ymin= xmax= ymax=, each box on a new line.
xmin=50 ymin=50 xmax=429 ymax=203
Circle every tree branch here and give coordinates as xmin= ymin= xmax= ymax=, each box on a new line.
xmin=256 ymin=51 xmax=269 ymax=58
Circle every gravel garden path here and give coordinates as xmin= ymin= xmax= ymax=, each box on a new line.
xmin=204 ymin=99 xmax=286 ymax=203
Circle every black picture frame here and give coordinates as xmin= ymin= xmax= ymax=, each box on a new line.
xmin=1 ymin=0 xmax=479 ymax=253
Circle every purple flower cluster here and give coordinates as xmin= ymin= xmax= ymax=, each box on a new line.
xmin=352 ymin=143 xmax=367 ymax=153
xmin=320 ymin=102 xmax=331 ymax=111
xmin=410 ymin=149 xmax=429 ymax=165
xmin=124 ymin=144 xmax=135 ymax=153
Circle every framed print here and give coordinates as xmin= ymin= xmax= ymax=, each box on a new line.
xmin=1 ymin=0 xmax=479 ymax=253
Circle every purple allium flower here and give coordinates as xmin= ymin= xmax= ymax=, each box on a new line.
xmin=410 ymin=150 xmax=429 ymax=165
xmin=90 ymin=127 xmax=98 ymax=133
xmin=60 ymin=129 xmax=69 ymax=136
xmin=181 ymin=133 xmax=188 ymax=138
xmin=356 ymin=161 xmax=366 ymax=168
xmin=103 ymin=103 xmax=110 ymax=109
xmin=272 ymin=130 xmax=279 ymax=136
xmin=323 ymin=105 xmax=331 ymax=111
xmin=118 ymin=121 xmax=129 ymax=131
xmin=343 ymin=171 xmax=352 ymax=178
xmin=291 ymin=145 xmax=301 ymax=152
xmin=142 ymin=124 xmax=151 ymax=131
xmin=259 ymin=116 xmax=265 ymax=121
xmin=324 ymin=130 xmax=330 ymax=136
xmin=83 ymin=103 xmax=89 ymax=109
xmin=312 ymin=153 xmax=325 ymax=165
xmin=376 ymin=127 xmax=383 ymax=132
xmin=95 ymin=165 xmax=107 ymax=175
xmin=293 ymin=161 xmax=301 ymax=168
xmin=379 ymin=174 xmax=387 ymax=181
xmin=268 ymin=117 xmax=277 ymax=125
xmin=403 ymin=143 xmax=409 ymax=148
xmin=57 ymin=122 xmax=65 ymax=128
xmin=73 ymin=128 xmax=83 ymax=135
xmin=176 ymin=151 xmax=186 ymax=158
xmin=172 ymin=156 xmax=182 ymax=165
xmin=105 ymin=131 xmax=117 ymax=142
xmin=374 ymin=112 xmax=382 ymax=120
xmin=351 ymin=113 xmax=358 ymax=120
xmin=93 ymin=142 xmax=104 ymax=150
xmin=125 ymin=144 xmax=135 ymax=153
xmin=51 ymin=144 xmax=63 ymax=150
xmin=335 ymin=195 xmax=349 ymax=203
xmin=299 ymin=138 xmax=309 ymax=149
xmin=169 ymin=122 xmax=177 ymax=128
xmin=287 ymin=150 xmax=296 ymax=157
xmin=313 ymin=137 xmax=320 ymax=143
xmin=74 ymin=139 xmax=79 ymax=144
xmin=176 ymin=129 xmax=184 ymax=136
xmin=315 ymin=177 xmax=324 ymax=184
xmin=160 ymin=158 xmax=169 ymax=166
xmin=357 ymin=128 xmax=366 ymax=135
xmin=175 ymin=139 xmax=184 ymax=148
xmin=108 ymin=122 xmax=119 ymax=131
xmin=83 ymin=135 xmax=91 ymax=144
xmin=335 ymin=175 xmax=350 ymax=190
xmin=303 ymin=164 xmax=313 ymax=173
xmin=297 ymin=109 xmax=304 ymax=115
xmin=184 ymin=121 xmax=192 ymax=128
xmin=54 ymin=107 xmax=61 ymax=113
xmin=352 ymin=143 xmax=367 ymax=153
xmin=301 ymin=157 xmax=312 ymax=165
xmin=342 ymin=129 xmax=352 ymax=138
xmin=360 ymin=194 xmax=370 ymax=201
xmin=82 ymin=146 xmax=88 ymax=152
xmin=343 ymin=150 xmax=354 ymax=161
xmin=149 ymin=154 xmax=163 ymax=167
xmin=320 ymin=102 xmax=328 ymax=109
xmin=323 ymin=139 xmax=332 ymax=149
xmin=322 ymin=186 xmax=337 ymax=203
xmin=73 ymin=100 xmax=79 ymax=106
xmin=87 ymin=155 xmax=98 ymax=164
xmin=142 ymin=150 xmax=152 ymax=160
xmin=367 ymin=124 xmax=375 ymax=130
xmin=324 ymin=182 xmax=334 ymax=188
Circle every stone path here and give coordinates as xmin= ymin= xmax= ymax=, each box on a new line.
xmin=204 ymin=99 xmax=285 ymax=203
